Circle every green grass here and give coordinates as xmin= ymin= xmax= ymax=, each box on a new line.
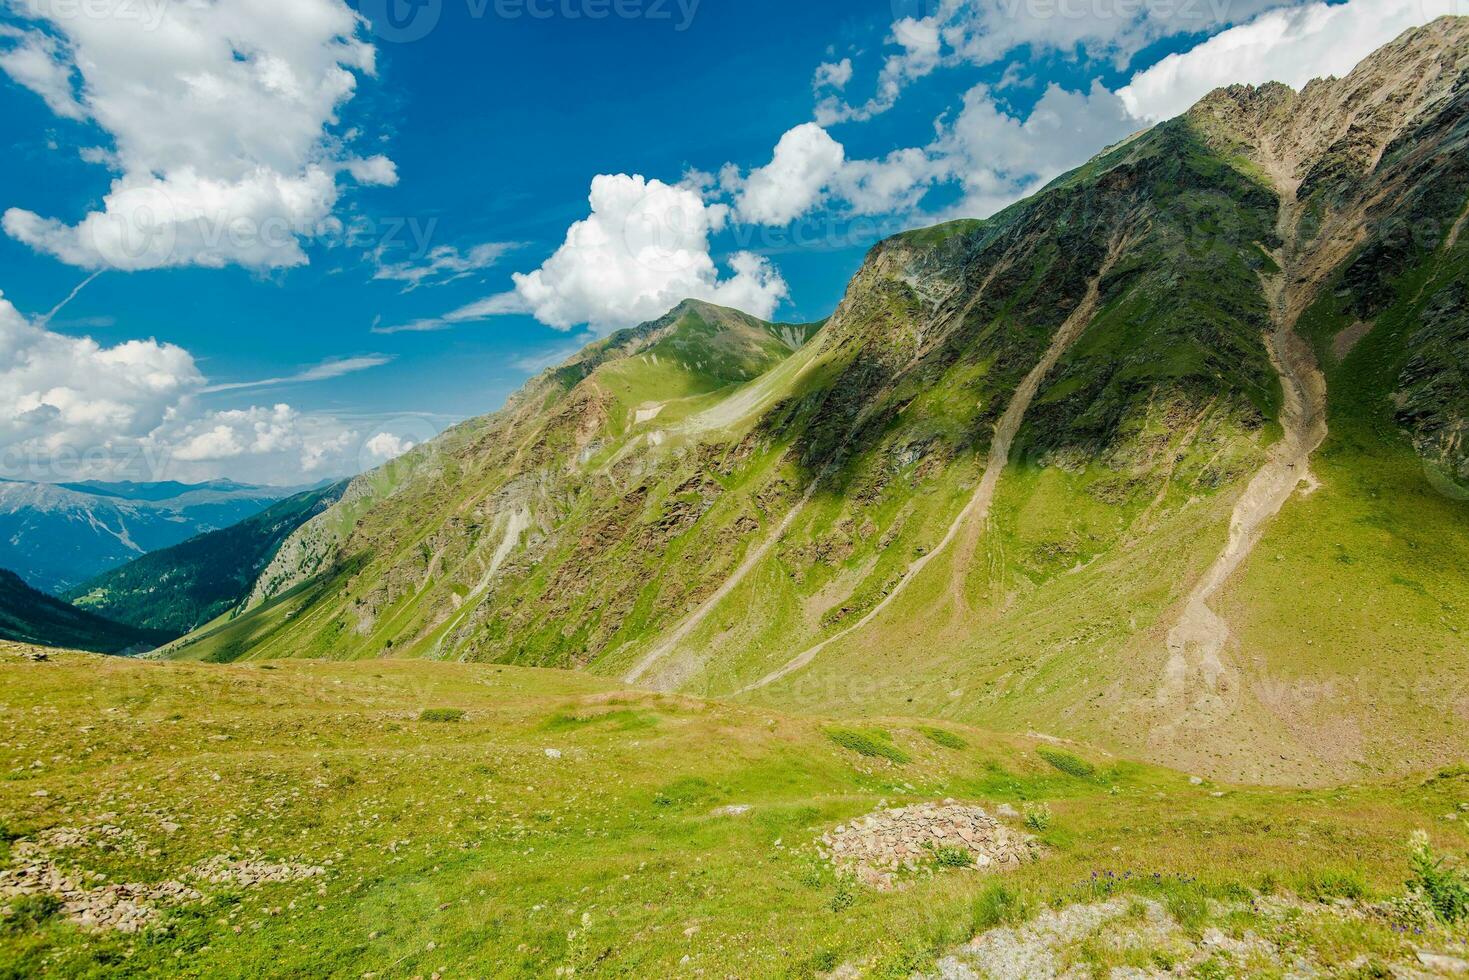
xmin=919 ymin=727 xmax=968 ymax=750
xmin=825 ymin=728 xmax=911 ymax=765
xmin=417 ymin=708 xmax=466 ymax=723
xmin=1 ymin=649 xmax=1466 ymax=977
xmin=1038 ymin=749 xmax=1098 ymax=780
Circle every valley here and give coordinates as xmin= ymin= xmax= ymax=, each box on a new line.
xmin=2 ymin=16 xmax=1468 ymax=979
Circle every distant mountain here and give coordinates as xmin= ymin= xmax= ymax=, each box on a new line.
xmin=55 ymin=479 xmax=262 ymax=502
xmin=0 ymin=569 xmax=169 ymax=655
xmin=0 ymin=479 xmax=305 ymax=595
xmin=65 ymin=482 xmax=349 ymax=638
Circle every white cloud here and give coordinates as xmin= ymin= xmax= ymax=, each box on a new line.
xmin=0 ymin=290 xmax=367 ymax=483
xmin=818 ymin=0 xmax=1284 ymax=124
xmin=0 ymin=24 xmax=84 ymax=120
xmin=509 ymin=174 xmax=788 ymax=331
xmin=0 ymin=0 xmax=389 ymax=271
xmin=1119 ymin=0 xmax=1463 ymax=122
xmin=372 ymin=291 xmax=531 ymax=335
xmin=363 ymin=431 xmax=415 ymax=462
xmin=933 ymin=80 xmax=1137 ymax=216
xmin=372 ymin=241 xmax=519 ymax=292
xmin=729 ymin=123 xmax=847 ymax=226
xmin=164 ymin=404 xmax=357 ymax=476
xmin=813 ymin=58 xmax=853 ymax=92
xmin=728 ymin=79 xmax=1133 ymax=229
xmin=0 ymin=290 xmax=202 ymax=460
xmin=203 ymin=355 xmax=393 ymax=393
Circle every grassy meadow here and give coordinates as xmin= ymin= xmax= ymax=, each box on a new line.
xmin=2 ymin=646 xmax=1467 ymax=977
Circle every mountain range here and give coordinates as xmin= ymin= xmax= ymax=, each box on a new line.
xmin=63 ymin=481 xmax=349 ymax=638
xmin=143 ymin=19 xmax=1469 ymax=785
xmin=0 ymin=569 xmax=170 ymax=654
xmin=0 ymin=478 xmax=310 ymax=594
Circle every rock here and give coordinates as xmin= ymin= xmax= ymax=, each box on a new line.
xmin=817 ymin=802 xmax=1037 ymax=890
xmin=710 ymin=805 xmax=751 ymax=817
xmin=1189 ymin=776 xmax=1205 ymax=786
xmin=1417 ymin=951 xmax=1469 ymax=974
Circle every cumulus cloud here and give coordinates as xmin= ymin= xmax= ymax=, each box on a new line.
xmin=0 ymin=0 xmax=390 ymax=271
xmin=0 ymin=24 xmax=84 ymax=120
xmin=727 ymin=123 xmax=847 ymax=226
xmin=0 ymin=290 xmax=202 ymax=459
xmin=510 ymin=174 xmax=788 ymax=331
xmin=932 ymin=80 xmax=1138 ymax=216
xmin=0 ymin=290 xmax=367 ymax=483
xmin=363 ymin=431 xmax=415 ymax=462
xmin=726 ymin=78 xmax=1133 ymax=229
xmin=1119 ymin=0 xmax=1465 ymax=122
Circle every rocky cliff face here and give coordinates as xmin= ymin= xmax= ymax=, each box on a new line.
xmin=171 ymin=21 xmax=1469 ymax=786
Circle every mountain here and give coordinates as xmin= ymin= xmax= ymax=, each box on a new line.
xmin=0 ymin=478 xmax=306 ymax=594
xmin=167 ymin=21 xmax=1469 ymax=787
xmin=63 ymin=481 xmax=349 ymax=638
xmin=0 ymin=569 xmax=169 ymax=655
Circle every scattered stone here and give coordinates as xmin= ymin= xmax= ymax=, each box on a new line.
xmin=189 ymin=855 xmax=326 ymax=888
xmin=0 ymin=858 xmax=201 ymax=933
xmin=710 ymin=805 xmax=751 ymax=818
xmin=818 ymin=803 xmax=1037 ymax=891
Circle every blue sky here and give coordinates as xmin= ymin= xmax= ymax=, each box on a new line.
xmin=0 ymin=0 xmax=1444 ymax=484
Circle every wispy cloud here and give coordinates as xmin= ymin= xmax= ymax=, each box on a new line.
xmin=204 ymin=355 xmax=393 ymax=393
xmin=371 ymin=241 xmax=521 ymax=292
xmin=372 ymin=291 xmax=530 ymax=335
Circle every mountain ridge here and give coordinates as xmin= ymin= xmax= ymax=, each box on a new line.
xmin=166 ymin=20 xmax=1469 ymax=787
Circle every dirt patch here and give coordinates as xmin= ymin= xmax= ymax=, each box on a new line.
xmin=1333 ymin=320 xmax=1375 ymax=362
xmin=818 ymin=802 xmax=1036 ymax=891
xmin=1154 ymin=156 xmax=1329 ymax=742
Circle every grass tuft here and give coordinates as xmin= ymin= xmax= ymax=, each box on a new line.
xmin=824 ymin=728 xmax=910 ymax=765
xmin=417 ymin=708 xmax=466 ymax=723
xmin=918 ymin=727 xmax=968 ymax=750
xmin=1038 ymin=748 xmax=1097 ymax=780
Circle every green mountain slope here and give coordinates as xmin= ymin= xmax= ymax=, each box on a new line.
xmin=63 ymin=483 xmax=349 ymax=638
xmin=167 ymin=21 xmax=1469 ymax=786
xmin=0 ymin=570 xmax=169 ymax=655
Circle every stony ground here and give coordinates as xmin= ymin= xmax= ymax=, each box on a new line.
xmin=818 ymin=803 xmax=1036 ymax=891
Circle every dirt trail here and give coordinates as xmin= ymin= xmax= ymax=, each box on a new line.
xmin=432 ymin=507 xmax=530 ymax=661
xmin=1155 ymin=161 xmax=1329 ymax=731
xmin=736 ymin=248 xmax=1122 ymax=695
xmin=1448 ymin=196 xmax=1469 ymax=252
xmin=624 ymin=471 xmax=831 ymax=685
xmin=626 ymin=262 xmax=1009 ymax=687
